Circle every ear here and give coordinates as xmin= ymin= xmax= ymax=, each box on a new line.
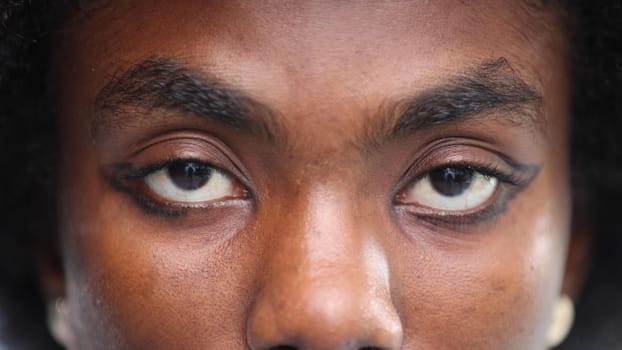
xmin=38 ymin=245 xmax=65 ymax=303
xmin=37 ymin=244 xmax=73 ymax=348
xmin=546 ymin=216 xmax=593 ymax=348
xmin=561 ymin=215 xmax=593 ymax=299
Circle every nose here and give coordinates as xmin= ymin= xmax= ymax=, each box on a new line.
xmin=246 ymin=189 xmax=403 ymax=350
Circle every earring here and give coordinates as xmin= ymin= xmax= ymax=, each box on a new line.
xmin=546 ymin=294 xmax=575 ymax=348
xmin=47 ymin=298 xmax=71 ymax=347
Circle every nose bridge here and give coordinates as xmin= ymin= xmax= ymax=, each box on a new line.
xmin=247 ymin=186 xmax=402 ymax=350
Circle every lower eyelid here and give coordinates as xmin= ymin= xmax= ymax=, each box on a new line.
xmin=396 ymin=177 xmax=537 ymax=228
xmin=395 ymin=202 xmax=506 ymax=228
xmin=106 ymin=160 xmax=250 ymax=216
xmin=394 ymin=162 xmax=540 ymax=227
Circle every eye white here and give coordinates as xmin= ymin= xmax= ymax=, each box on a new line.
xmin=145 ymin=163 xmax=234 ymax=203
xmin=405 ymin=169 xmax=498 ymax=211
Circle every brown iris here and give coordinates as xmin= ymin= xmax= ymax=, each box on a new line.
xmin=167 ymin=162 xmax=213 ymax=190
xmin=428 ymin=167 xmax=474 ymax=197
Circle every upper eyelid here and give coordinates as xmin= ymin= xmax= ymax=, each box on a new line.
xmin=397 ymin=139 xmax=539 ymax=184
xmin=107 ymin=159 xmax=251 ymax=216
xmin=105 ymin=132 xmax=256 ymax=189
xmin=395 ymin=160 xmax=537 ymax=208
xmin=422 ymin=163 xmax=527 ymax=186
xmin=395 ymin=164 xmax=502 ymax=202
xmin=394 ymin=173 xmax=505 ymax=227
xmin=407 ymin=147 xmax=514 ymax=174
xmin=127 ymin=159 xmax=224 ymax=179
xmin=119 ymin=159 xmax=247 ymax=198
xmin=391 ymin=148 xmax=540 ymax=224
xmin=396 ymin=158 xmax=523 ymax=197
xmin=393 ymin=161 xmax=540 ymax=226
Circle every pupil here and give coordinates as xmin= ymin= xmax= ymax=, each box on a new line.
xmin=167 ymin=162 xmax=212 ymax=190
xmin=429 ymin=167 xmax=473 ymax=197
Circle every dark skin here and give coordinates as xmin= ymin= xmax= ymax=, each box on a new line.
xmin=44 ymin=1 xmax=587 ymax=349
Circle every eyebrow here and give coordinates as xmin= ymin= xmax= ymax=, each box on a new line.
xmin=91 ymin=57 xmax=279 ymax=140
xmin=92 ymin=57 xmax=542 ymax=148
xmin=377 ymin=58 xmax=543 ymax=142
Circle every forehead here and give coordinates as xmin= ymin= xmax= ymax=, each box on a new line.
xmin=58 ymin=0 xmax=564 ymax=98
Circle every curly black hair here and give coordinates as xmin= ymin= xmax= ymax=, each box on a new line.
xmin=0 ymin=1 xmax=620 ymax=349
xmin=1 ymin=1 xmax=61 ymax=348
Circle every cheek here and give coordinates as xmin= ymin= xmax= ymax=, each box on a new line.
xmin=58 ymin=157 xmax=255 ymax=349
xmin=394 ymin=182 xmax=571 ymax=349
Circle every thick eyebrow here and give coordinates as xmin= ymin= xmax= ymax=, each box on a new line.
xmin=93 ymin=57 xmax=543 ymax=151
xmin=371 ymin=58 xmax=543 ymax=143
xmin=91 ymin=57 xmax=279 ymax=140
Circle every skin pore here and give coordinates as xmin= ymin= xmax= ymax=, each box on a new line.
xmin=46 ymin=1 xmax=580 ymax=349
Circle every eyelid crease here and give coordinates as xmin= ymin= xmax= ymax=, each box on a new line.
xmin=397 ymin=139 xmax=541 ymax=187
xmin=100 ymin=130 xmax=256 ymax=190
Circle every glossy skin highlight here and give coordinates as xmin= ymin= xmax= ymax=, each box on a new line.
xmin=49 ymin=1 xmax=576 ymax=349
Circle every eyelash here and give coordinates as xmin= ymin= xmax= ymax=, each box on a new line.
xmin=108 ymin=158 xmax=249 ymax=217
xmin=426 ymin=162 xmax=526 ymax=186
xmin=395 ymin=160 xmax=537 ymax=227
xmin=108 ymin=152 xmax=537 ymax=228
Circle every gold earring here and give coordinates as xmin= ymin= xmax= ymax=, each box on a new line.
xmin=546 ymin=294 xmax=575 ymax=348
xmin=47 ymin=298 xmax=70 ymax=347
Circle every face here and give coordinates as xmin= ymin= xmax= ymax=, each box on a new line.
xmin=49 ymin=1 xmax=575 ymax=349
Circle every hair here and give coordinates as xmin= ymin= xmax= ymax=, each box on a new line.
xmin=0 ymin=1 xmax=620 ymax=348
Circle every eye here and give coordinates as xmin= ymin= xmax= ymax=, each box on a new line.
xmin=401 ymin=166 xmax=498 ymax=211
xmin=145 ymin=161 xmax=236 ymax=203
